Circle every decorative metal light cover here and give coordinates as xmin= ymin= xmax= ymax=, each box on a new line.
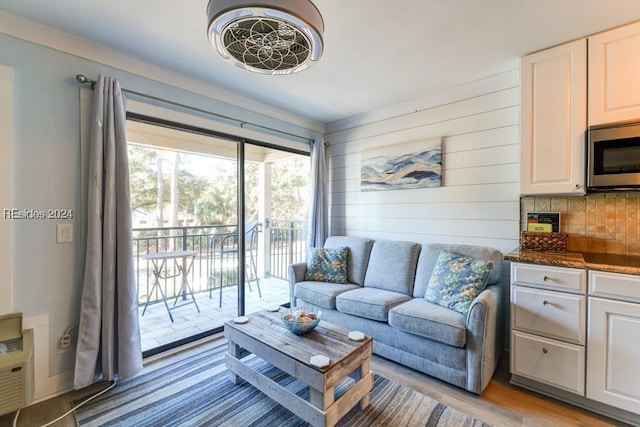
xmin=207 ymin=0 xmax=324 ymax=74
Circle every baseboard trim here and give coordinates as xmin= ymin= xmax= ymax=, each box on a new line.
xmin=32 ymin=370 xmax=74 ymax=404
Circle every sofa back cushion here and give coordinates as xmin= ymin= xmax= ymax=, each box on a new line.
xmin=324 ymin=236 xmax=374 ymax=286
xmin=364 ymin=240 xmax=421 ymax=295
xmin=413 ymin=243 xmax=503 ymax=298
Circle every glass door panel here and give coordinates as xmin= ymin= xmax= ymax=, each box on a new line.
xmin=243 ymin=143 xmax=310 ymax=314
xmin=126 ymin=119 xmax=239 ymax=354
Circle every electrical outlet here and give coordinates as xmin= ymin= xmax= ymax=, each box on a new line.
xmin=57 ymin=334 xmax=72 ymax=353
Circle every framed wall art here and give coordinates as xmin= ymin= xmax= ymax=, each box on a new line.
xmin=360 ymin=137 xmax=442 ymax=192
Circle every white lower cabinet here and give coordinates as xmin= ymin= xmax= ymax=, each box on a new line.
xmin=510 ymin=263 xmax=586 ymax=395
xmin=510 ymin=263 xmax=640 ymax=425
xmin=587 ymin=271 xmax=640 ymax=415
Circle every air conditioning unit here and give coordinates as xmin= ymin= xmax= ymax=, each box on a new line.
xmin=0 ymin=313 xmax=34 ymax=416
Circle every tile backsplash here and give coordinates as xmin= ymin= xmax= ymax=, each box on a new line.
xmin=521 ymin=192 xmax=640 ymax=255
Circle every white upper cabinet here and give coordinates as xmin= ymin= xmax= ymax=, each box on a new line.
xmin=589 ymin=21 xmax=640 ymax=126
xmin=520 ymin=39 xmax=587 ymax=195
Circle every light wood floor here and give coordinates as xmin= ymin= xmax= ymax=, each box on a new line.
xmin=0 ymin=345 xmax=630 ymax=427
xmin=372 ymin=353 xmax=629 ymax=427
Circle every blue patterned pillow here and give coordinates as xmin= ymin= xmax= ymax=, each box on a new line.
xmin=425 ymin=250 xmax=494 ymax=316
xmin=304 ymin=247 xmax=349 ymax=284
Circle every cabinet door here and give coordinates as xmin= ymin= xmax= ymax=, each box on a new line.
xmin=520 ymin=39 xmax=587 ymax=195
xmin=589 ymin=21 xmax=640 ymax=125
xmin=587 ymin=297 xmax=640 ymax=413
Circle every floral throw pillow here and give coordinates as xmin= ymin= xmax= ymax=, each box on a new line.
xmin=304 ymin=247 xmax=349 ymax=284
xmin=425 ymin=250 xmax=494 ymax=316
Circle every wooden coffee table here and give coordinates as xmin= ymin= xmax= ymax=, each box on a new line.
xmin=224 ymin=310 xmax=374 ymax=427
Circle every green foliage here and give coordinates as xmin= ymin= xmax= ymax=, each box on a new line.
xmin=128 ymin=144 xmax=158 ymax=213
xmin=272 ymin=157 xmax=309 ymax=220
xmin=177 ymin=168 xmax=208 ymax=217
xmin=195 ymin=162 xmax=238 ymax=225
xmin=128 ymin=145 xmax=208 ymax=220
xmin=128 ymin=143 xmax=309 ymax=228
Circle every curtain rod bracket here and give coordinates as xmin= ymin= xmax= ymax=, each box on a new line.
xmin=311 ymin=140 xmax=330 ymax=147
xmin=76 ymin=74 xmax=96 ymax=88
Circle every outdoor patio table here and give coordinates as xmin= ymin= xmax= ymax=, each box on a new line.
xmin=141 ymin=250 xmax=200 ymax=322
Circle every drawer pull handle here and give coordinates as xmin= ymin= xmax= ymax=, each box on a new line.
xmin=543 ymin=276 xmax=551 ymax=281
xmin=542 ymin=348 xmax=548 ymax=354
xmin=543 ymin=300 xmax=550 ymax=306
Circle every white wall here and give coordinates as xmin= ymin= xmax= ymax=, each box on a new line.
xmin=325 ymin=69 xmax=521 ymax=338
xmin=325 ymin=69 xmax=520 ymax=253
xmin=0 ymin=65 xmax=13 ymax=315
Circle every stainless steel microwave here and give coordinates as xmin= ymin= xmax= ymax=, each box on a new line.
xmin=588 ymin=121 xmax=640 ymax=190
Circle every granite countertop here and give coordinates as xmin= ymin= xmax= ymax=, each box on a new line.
xmin=505 ymin=249 xmax=640 ymax=276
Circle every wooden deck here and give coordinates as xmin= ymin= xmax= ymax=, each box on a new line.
xmin=138 ymin=276 xmax=290 ymax=352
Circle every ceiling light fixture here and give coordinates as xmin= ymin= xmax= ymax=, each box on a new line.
xmin=207 ymin=0 xmax=324 ymax=75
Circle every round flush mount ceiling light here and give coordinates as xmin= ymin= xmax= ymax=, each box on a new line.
xmin=207 ymin=0 xmax=324 ymax=74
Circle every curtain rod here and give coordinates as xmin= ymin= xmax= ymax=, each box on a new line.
xmin=75 ymin=74 xmax=315 ymax=144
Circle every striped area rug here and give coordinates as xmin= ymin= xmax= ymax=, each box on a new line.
xmin=75 ymin=339 xmax=489 ymax=426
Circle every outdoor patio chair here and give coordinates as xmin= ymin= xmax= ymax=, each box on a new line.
xmin=207 ymin=221 xmax=262 ymax=307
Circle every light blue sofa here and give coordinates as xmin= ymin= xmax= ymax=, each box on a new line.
xmin=288 ymin=236 xmax=504 ymax=394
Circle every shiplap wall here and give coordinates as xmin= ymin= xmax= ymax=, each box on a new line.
xmin=325 ymin=69 xmax=520 ymax=253
xmin=325 ymin=69 xmax=521 ymax=342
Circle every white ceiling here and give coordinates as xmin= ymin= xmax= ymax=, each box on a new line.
xmin=2 ymin=0 xmax=640 ymax=125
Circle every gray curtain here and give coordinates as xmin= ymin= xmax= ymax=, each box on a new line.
xmin=308 ymin=137 xmax=328 ymax=248
xmin=74 ymin=75 xmax=142 ymax=390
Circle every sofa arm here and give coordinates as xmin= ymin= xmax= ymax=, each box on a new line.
xmin=465 ymin=283 xmax=504 ymax=394
xmin=288 ymin=262 xmax=307 ymax=306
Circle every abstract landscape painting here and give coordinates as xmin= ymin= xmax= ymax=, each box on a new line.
xmin=360 ymin=137 xmax=442 ymax=191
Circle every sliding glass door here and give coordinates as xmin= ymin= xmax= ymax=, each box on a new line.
xmin=125 ymin=116 xmax=309 ymax=355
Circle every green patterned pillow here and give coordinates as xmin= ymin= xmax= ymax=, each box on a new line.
xmin=425 ymin=250 xmax=494 ymax=316
xmin=304 ymin=247 xmax=349 ymax=284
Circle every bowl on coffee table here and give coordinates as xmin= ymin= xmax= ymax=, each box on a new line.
xmin=280 ymin=307 xmax=322 ymax=335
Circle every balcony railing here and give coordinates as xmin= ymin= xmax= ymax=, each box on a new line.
xmin=133 ymin=220 xmax=307 ymax=305
xmin=268 ymin=219 xmax=308 ymax=279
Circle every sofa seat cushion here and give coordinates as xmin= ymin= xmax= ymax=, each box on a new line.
xmin=388 ymin=298 xmax=467 ymax=347
xmin=336 ymin=287 xmax=411 ymax=322
xmin=294 ymin=281 xmax=360 ymax=309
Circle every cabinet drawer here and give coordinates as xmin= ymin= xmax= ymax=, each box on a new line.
xmin=512 ymin=263 xmax=586 ymax=293
xmin=589 ymin=270 xmax=640 ymax=303
xmin=512 ymin=286 xmax=586 ymax=344
xmin=511 ymin=330 xmax=585 ymax=395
